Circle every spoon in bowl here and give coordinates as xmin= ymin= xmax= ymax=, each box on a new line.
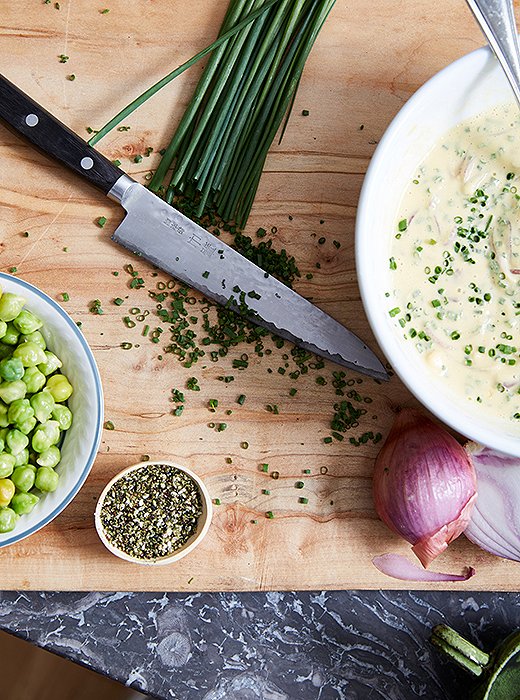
xmin=466 ymin=0 xmax=520 ymax=275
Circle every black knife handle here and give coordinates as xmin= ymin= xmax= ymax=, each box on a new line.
xmin=0 ymin=74 xmax=124 ymax=195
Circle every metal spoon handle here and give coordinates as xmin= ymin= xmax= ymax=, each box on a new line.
xmin=466 ymin=0 xmax=520 ymax=105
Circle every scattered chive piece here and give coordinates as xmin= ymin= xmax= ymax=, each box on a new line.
xmin=303 ymin=469 xmax=311 ymax=474
xmin=208 ymin=399 xmax=219 ymax=411
xmin=22 ymin=231 xmax=29 ymax=237
xmin=120 ymin=342 xmax=132 ymax=350
xmin=251 ymin=519 xmax=258 ymax=524
xmin=141 ymin=455 xmax=150 ymax=461
xmin=112 ymin=271 xmax=119 ymax=276
xmin=299 ymin=497 xmax=309 ymax=504
xmin=213 ymin=498 xmax=221 ymax=506
xmin=173 ymin=406 xmax=184 ymax=416
xmin=112 ymin=159 xmax=121 ymax=167
xmin=202 ymin=271 xmax=210 ymax=279
xmin=61 ymin=292 xmax=70 ymax=302
xmin=100 ymin=7 xmax=110 ymax=13
xmin=398 ymin=218 xmax=407 ymax=231
xmin=217 ymin=423 xmax=227 ymax=432
xmin=113 ymin=297 xmax=124 ymax=306
xmin=9 ymin=267 xmax=17 ymax=274
xmin=97 ymin=216 xmax=107 ymax=228
xmin=262 ymin=489 xmax=270 ymax=495
xmin=302 ymin=109 xmax=310 ymax=116
xmin=237 ymin=394 xmax=246 ymax=405
xmin=295 ymin=481 xmax=304 ymax=489
xmin=265 ymin=511 xmax=274 ymax=519
xmin=260 ymin=464 xmax=269 ymax=473
xmin=324 ymin=436 xmax=333 ymax=444
xmin=241 ymin=441 xmax=249 ymax=449
xmin=58 ymin=54 xmax=68 ymax=63
xmin=104 ymin=421 xmax=115 ymax=430
xmin=186 ymin=376 xmax=200 ymax=391
xmin=289 ymin=388 xmax=297 ymax=396
xmin=134 ymin=154 xmax=143 ymax=163
xmin=67 ymin=74 xmax=76 ymax=81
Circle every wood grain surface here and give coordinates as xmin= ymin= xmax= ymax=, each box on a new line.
xmin=0 ymin=0 xmax=516 ymax=591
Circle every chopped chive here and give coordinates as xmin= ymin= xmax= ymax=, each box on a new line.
xmin=398 ymin=218 xmax=407 ymax=231
xmin=299 ymin=497 xmax=309 ymax=504
xmin=61 ymin=292 xmax=70 ymax=302
xmin=295 ymin=481 xmax=304 ymax=489
xmin=113 ymin=297 xmax=124 ymax=306
xmin=104 ymin=421 xmax=115 ymax=430
xmin=265 ymin=511 xmax=274 ymax=519
xmin=213 ymin=498 xmax=221 ymax=506
xmin=97 ymin=216 xmax=107 ymax=228
xmin=237 ymin=394 xmax=246 ymax=405
xmin=260 ymin=464 xmax=269 ymax=473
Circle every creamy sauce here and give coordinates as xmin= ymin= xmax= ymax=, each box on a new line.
xmin=388 ymin=103 xmax=520 ymax=425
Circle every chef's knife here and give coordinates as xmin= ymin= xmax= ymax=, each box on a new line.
xmin=0 ymin=74 xmax=388 ymax=381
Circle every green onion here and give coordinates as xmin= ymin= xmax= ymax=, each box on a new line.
xmin=97 ymin=216 xmax=107 ymax=228
xmin=104 ymin=420 xmax=115 ymax=430
xmin=61 ymin=292 xmax=70 ymax=302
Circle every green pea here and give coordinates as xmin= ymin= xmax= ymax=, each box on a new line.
xmin=17 ymin=416 xmax=37 ymax=435
xmin=20 ymin=331 xmax=46 ymax=351
xmin=6 ymin=429 xmax=29 ymax=456
xmin=0 ymin=380 xmax=26 ymax=404
xmin=2 ymin=322 xmax=20 ymax=346
xmin=13 ymin=310 xmax=43 ymax=335
xmin=35 ymin=466 xmax=59 ymax=492
xmin=38 ymin=351 xmax=62 ymax=376
xmin=0 ymin=356 xmax=25 ymax=382
xmin=45 ymin=374 xmax=73 ymax=402
xmin=0 ymin=293 xmax=26 ymax=322
xmin=0 ymin=478 xmax=15 ymax=507
xmin=36 ymin=445 xmax=60 ymax=468
xmin=13 ymin=448 xmax=29 ymax=467
xmin=51 ymin=404 xmax=72 ymax=431
xmin=0 ymin=453 xmax=15 ymax=478
xmin=0 ymin=321 xmax=7 ymax=340
xmin=11 ymin=465 xmax=36 ymax=492
xmin=13 ymin=342 xmax=46 ymax=367
xmin=0 ymin=401 xmax=9 ymax=429
xmin=21 ymin=366 xmax=46 ymax=394
xmin=8 ymin=398 xmax=34 ymax=426
xmin=32 ymin=420 xmax=60 ymax=453
xmin=0 ymin=507 xmax=18 ymax=532
xmin=30 ymin=392 xmax=55 ymax=423
xmin=10 ymin=492 xmax=39 ymax=515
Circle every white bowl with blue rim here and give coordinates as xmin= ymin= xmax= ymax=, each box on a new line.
xmin=0 ymin=273 xmax=103 ymax=547
xmin=356 ymin=44 xmax=520 ymax=457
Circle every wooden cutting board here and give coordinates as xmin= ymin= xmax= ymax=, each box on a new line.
xmin=0 ymin=0 xmax=516 ymax=591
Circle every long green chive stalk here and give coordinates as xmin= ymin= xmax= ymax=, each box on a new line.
xmin=88 ymin=0 xmax=283 ymax=147
xmin=90 ymin=0 xmax=335 ymax=228
xmin=152 ymin=0 xmax=336 ymax=226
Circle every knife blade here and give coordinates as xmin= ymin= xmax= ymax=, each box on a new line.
xmin=0 ymin=74 xmax=388 ymax=380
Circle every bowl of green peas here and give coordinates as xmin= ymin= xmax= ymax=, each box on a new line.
xmin=0 ymin=273 xmax=103 ymax=546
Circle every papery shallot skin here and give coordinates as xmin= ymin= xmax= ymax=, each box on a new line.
xmin=373 ymin=409 xmax=477 ymax=567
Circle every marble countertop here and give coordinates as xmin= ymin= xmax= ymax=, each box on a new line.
xmin=0 ymin=591 xmax=518 ymax=699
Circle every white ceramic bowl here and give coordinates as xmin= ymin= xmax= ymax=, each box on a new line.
xmin=0 ymin=273 xmax=103 ymax=547
xmin=94 ymin=460 xmax=212 ymax=565
xmin=356 ymin=45 xmax=520 ymax=457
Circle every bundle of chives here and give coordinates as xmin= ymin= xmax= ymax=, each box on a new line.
xmin=90 ymin=0 xmax=336 ymax=228
xmin=150 ymin=0 xmax=336 ymax=226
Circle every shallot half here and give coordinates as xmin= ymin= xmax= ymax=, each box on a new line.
xmin=373 ymin=409 xmax=477 ymax=567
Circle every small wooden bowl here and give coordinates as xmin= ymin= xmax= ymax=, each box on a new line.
xmin=94 ymin=460 xmax=212 ymax=566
